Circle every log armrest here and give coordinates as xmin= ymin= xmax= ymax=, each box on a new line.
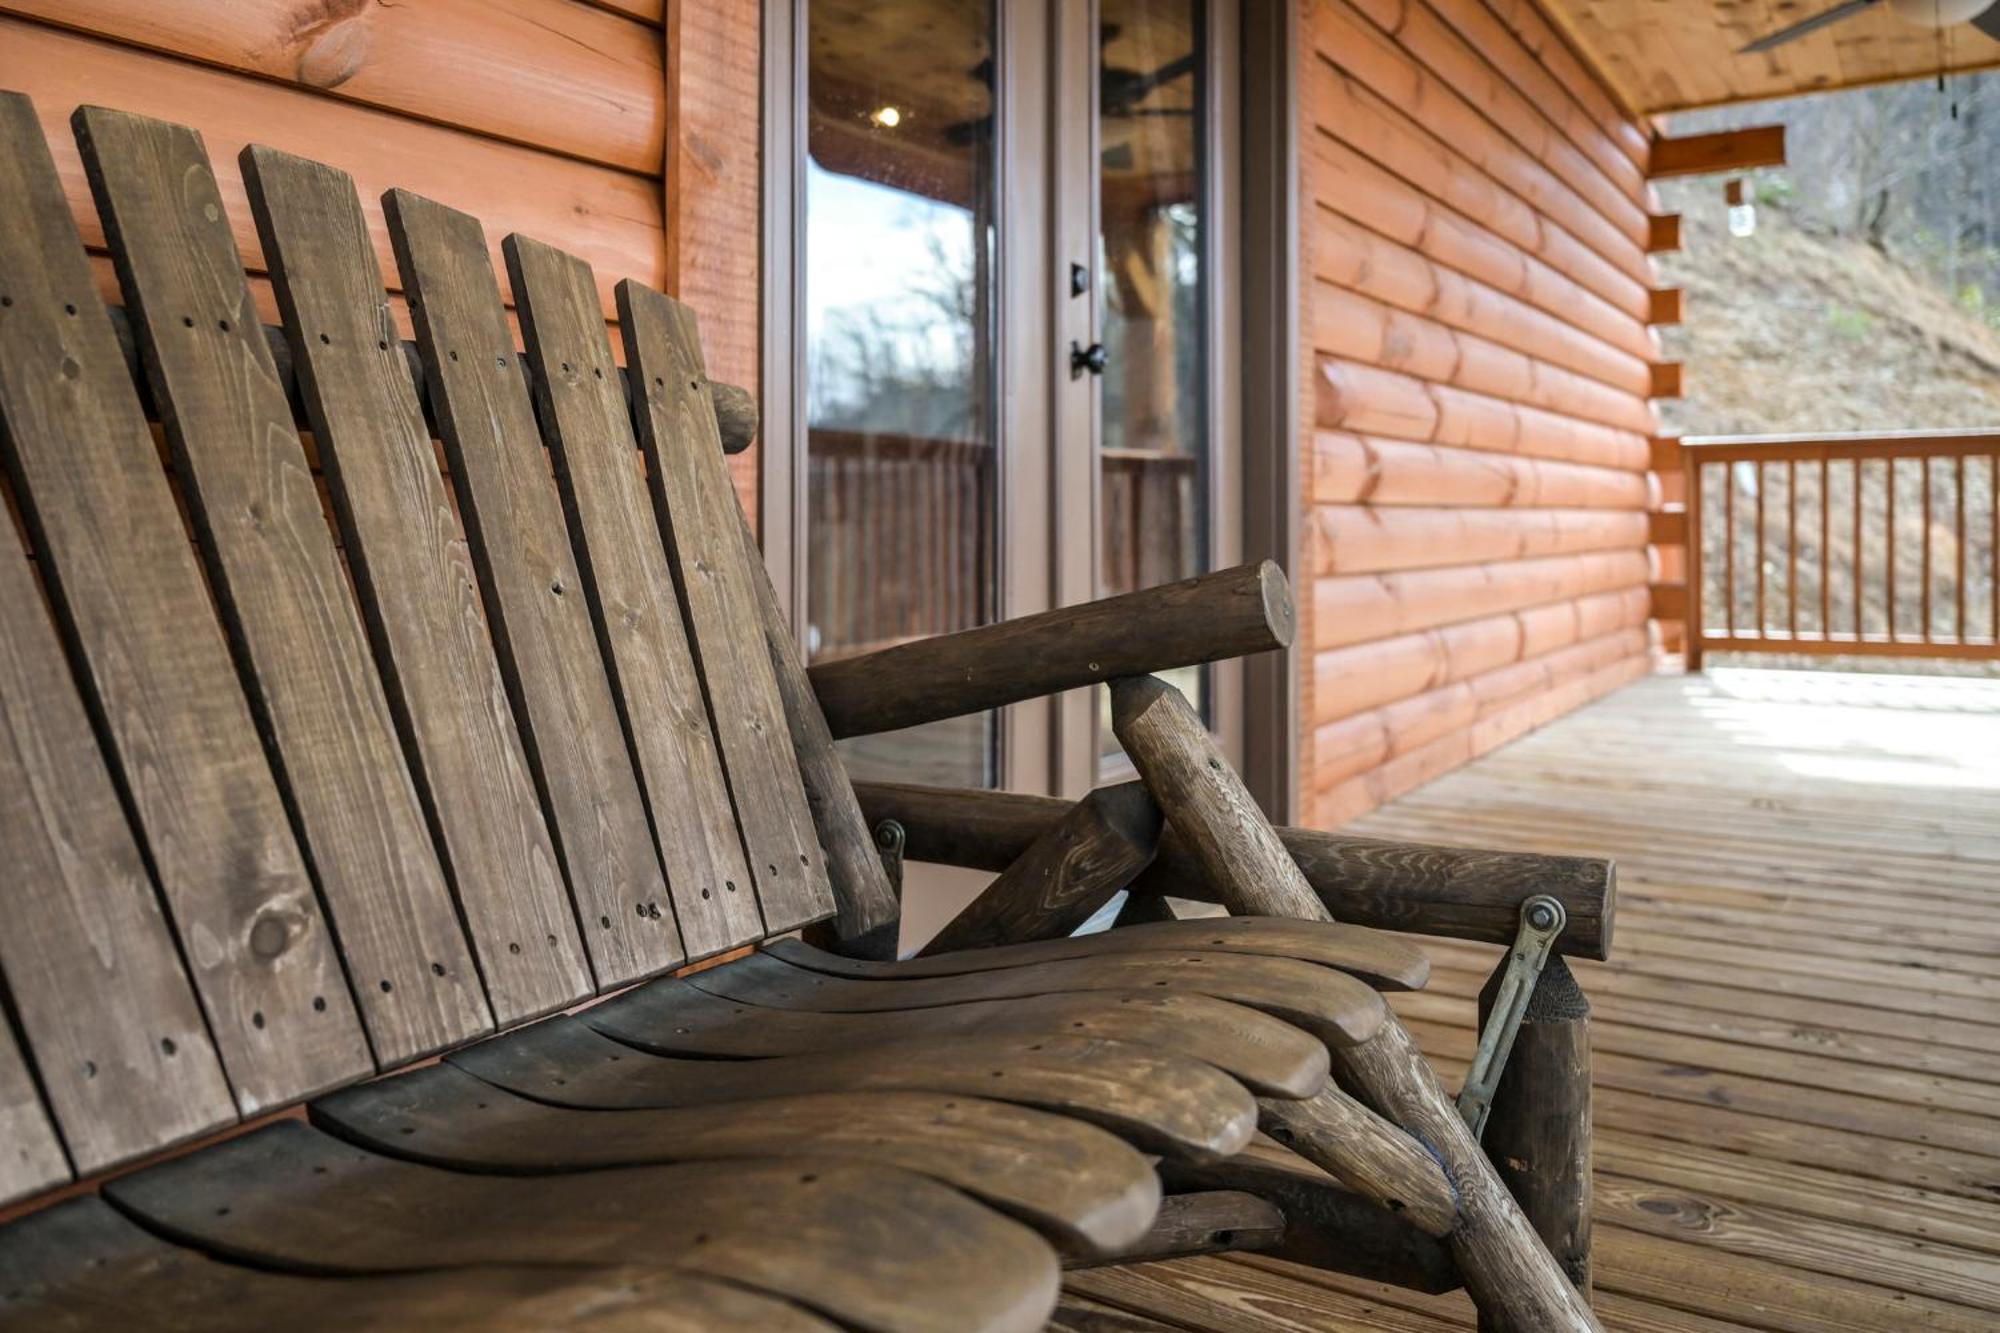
xmin=852 ymin=781 xmax=1615 ymax=961
xmin=807 ymin=562 xmax=1294 ymax=739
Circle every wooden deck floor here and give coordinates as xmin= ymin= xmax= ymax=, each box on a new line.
xmin=1063 ymin=669 xmax=2000 ymax=1331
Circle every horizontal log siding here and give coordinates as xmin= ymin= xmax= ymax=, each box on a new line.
xmin=1300 ymin=0 xmax=1658 ymax=828
xmin=0 ymin=2 xmax=762 ymax=518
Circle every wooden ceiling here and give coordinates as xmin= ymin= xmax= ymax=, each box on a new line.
xmin=1539 ymin=0 xmax=2000 ymax=114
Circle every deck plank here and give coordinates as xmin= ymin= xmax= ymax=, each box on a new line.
xmin=1073 ymin=670 xmax=2000 ymax=1330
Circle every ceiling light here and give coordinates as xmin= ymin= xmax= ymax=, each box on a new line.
xmin=869 ymin=106 xmax=902 ymax=129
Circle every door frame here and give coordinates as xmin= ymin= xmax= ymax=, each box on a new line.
xmin=758 ymin=0 xmax=1297 ymax=815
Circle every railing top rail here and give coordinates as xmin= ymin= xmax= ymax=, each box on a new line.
xmin=1680 ymin=429 xmax=2000 ymax=463
xmin=1682 ymin=427 xmax=2000 ymax=452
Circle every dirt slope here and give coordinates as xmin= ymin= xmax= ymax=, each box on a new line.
xmin=1656 ymin=186 xmax=2000 ymax=437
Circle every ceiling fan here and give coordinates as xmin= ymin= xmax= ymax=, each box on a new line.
xmin=1740 ymin=0 xmax=2000 ymax=54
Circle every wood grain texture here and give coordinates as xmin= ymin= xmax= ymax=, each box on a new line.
xmin=1298 ymin=0 xmax=1658 ymax=818
xmin=1080 ymin=1193 xmax=1287 ymax=1268
xmin=0 ymin=454 xmax=234 ymax=1177
xmin=0 ymin=91 xmax=369 ymax=1113
xmin=1110 ymin=676 xmax=1332 ymax=925
xmin=107 ymin=1120 xmax=1063 ymax=1333
xmin=0 ymin=1196 xmax=841 ymax=1332
xmin=7 ymin=0 xmax=666 ymax=174
xmin=1258 ymin=1086 xmax=1460 ymax=1237
xmin=387 ymin=193 xmax=686 ymax=983
xmin=455 ymin=1016 xmax=1265 ymax=1162
xmin=811 ymin=562 xmax=1294 ymax=739
xmin=75 ymin=106 xmax=492 ymax=1069
xmin=0 ymin=16 xmax=665 ymax=313
xmin=921 ymin=783 xmax=1163 ymax=955
xmin=504 ymin=234 xmax=759 ymax=959
xmin=853 ymin=779 xmax=1615 ymax=958
xmin=775 ymin=921 xmax=1427 ymax=992
xmin=739 ymin=504 xmax=900 ymax=948
xmin=241 ymin=144 xmax=591 ymax=1024
xmin=1477 ymin=956 xmax=1593 ymax=1318
xmin=617 ymin=281 xmax=833 ymax=933
xmin=0 ymin=1011 xmax=67 ymax=1205
xmin=1336 ymin=1019 xmax=1599 ymax=1330
xmin=687 ymin=949 xmax=1386 ymax=1049
xmin=586 ymin=979 xmax=1329 ymax=1100
xmin=314 ymin=1064 xmax=1161 ymax=1256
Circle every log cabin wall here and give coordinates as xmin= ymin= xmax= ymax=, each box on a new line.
xmin=0 ymin=0 xmax=763 ymax=519
xmin=1299 ymin=0 xmax=1661 ymax=828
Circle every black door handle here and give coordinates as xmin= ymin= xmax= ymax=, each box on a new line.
xmin=1070 ymin=340 xmax=1108 ymax=378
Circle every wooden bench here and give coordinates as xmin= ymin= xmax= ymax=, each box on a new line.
xmin=0 ymin=93 xmax=1613 ymax=1332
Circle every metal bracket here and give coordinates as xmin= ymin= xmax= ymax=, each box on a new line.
xmin=873 ymin=819 xmax=907 ymax=897
xmin=1456 ymin=894 xmax=1566 ymax=1139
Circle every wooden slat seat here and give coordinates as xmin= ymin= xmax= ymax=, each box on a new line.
xmin=102 ymin=1121 xmax=1061 ymax=1333
xmin=0 ymin=88 xmax=1640 ymax=1332
xmin=768 ymin=917 xmax=1433 ymax=990
xmin=314 ymin=1066 xmax=1163 ymax=1255
xmin=585 ymin=974 xmax=1332 ymax=1097
xmin=0 ymin=1197 xmax=841 ymax=1332
xmin=683 ymin=948 xmax=1392 ymax=1049
xmin=452 ymin=1015 xmax=1273 ymax=1158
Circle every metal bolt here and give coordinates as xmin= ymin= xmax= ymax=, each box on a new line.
xmin=1526 ymin=900 xmax=1559 ymax=931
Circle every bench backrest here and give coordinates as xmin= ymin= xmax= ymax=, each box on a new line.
xmin=0 ymin=93 xmax=841 ymax=1202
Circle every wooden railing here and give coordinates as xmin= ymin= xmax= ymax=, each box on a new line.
xmin=1682 ymin=430 xmax=2000 ymax=668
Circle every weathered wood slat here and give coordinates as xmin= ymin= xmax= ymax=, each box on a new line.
xmin=385 ymin=191 xmax=686 ymax=983
xmin=585 ymin=981 xmax=1328 ymax=1100
xmin=618 ymin=281 xmax=834 ymax=934
xmin=852 ymin=781 xmax=1615 ymax=959
xmin=0 ymin=90 xmax=370 ymax=1113
xmin=809 ymin=562 xmax=1294 ymax=740
xmin=451 ymin=1016 xmax=1264 ymax=1161
xmin=75 ymin=106 xmax=493 ymax=1069
xmin=503 ymin=234 xmax=760 ymax=958
xmin=773 ymin=920 xmax=1428 ymax=992
xmin=314 ymin=1065 xmax=1160 ymax=1256
xmin=0 ymin=1196 xmax=841 ymax=1333
xmin=689 ymin=950 xmax=1387 ymax=1049
xmin=919 ymin=783 xmax=1162 ymax=956
xmin=0 ymin=479 xmax=234 ymax=1177
xmin=0 ymin=1015 xmax=67 ymax=1206
xmin=107 ymin=1121 xmax=1062 ymax=1333
xmin=240 ymin=143 xmax=592 ymax=1024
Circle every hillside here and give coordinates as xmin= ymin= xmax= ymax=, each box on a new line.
xmin=1655 ymin=182 xmax=2000 ymax=437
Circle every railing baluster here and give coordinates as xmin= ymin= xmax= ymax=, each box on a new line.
xmin=1724 ymin=461 xmax=1735 ymax=639
xmin=1885 ymin=458 xmax=1896 ymax=643
xmin=1755 ymin=461 xmax=1766 ymax=636
xmin=1787 ymin=458 xmax=1798 ymax=640
xmin=1819 ymin=456 xmax=1830 ymax=640
xmin=1920 ymin=454 xmax=1931 ymax=643
xmin=1955 ymin=454 xmax=1965 ymax=646
xmin=1853 ymin=459 xmax=1863 ymax=643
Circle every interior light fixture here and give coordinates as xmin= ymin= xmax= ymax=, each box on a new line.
xmin=869 ymin=105 xmax=903 ymax=128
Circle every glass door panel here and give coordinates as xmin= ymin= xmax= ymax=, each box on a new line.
xmin=1096 ymin=0 xmax=1210 ymax=765
xmin=804 ymin=0 xmax=999 ymax=788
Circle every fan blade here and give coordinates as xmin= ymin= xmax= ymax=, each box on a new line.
xmin=1738 ymin=0 xmax=1881 ymax=53
xmin=1973 ymin=0 xmax=2000 ymax=40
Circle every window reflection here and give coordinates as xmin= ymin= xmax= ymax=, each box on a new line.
xmin=1098 ymin=0 xmax=1208 ymax=763
xmin=805 ymin=0 xmax=998 ymax=788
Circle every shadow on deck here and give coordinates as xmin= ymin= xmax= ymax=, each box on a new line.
xmin=1064 ymin=669 xmax=2000 ymax=1331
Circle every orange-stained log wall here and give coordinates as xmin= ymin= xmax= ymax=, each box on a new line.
xmin=1298 ymin=0 xmax=1662 ymax=828
xmin=0 ymin=0 xmax=762 ymax=522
